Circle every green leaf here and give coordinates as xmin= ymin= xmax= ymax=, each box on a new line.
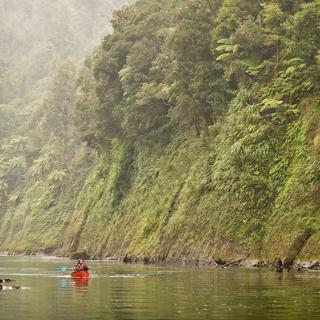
xmin=216 ymin=53 xmax=233 ymax=62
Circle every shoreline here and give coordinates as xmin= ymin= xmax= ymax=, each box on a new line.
xmin=2 ymin=251 xmax=320 ymax=272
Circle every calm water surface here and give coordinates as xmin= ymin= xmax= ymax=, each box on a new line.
xmin=0 ymin=256 xmax=320 ymax=319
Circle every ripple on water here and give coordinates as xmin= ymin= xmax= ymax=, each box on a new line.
xmin=1 ymin=257 xmax=320 ymax=320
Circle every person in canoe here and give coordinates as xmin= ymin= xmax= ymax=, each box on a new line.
xmin=74 ymin=259 xmax=89 ymax=272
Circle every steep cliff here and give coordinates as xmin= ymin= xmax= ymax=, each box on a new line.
xmin=2 ymin=0 xmax=320 ymax=265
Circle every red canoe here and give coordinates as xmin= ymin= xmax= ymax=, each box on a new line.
xmin=71 ymin=271 xmax=90 ymax=278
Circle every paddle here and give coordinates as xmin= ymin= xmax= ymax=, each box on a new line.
xmin=58 ymin=266 xmax=71 ymax=272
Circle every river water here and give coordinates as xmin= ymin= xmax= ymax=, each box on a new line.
xmin=1 ymin=256 xmax=320 ymax=319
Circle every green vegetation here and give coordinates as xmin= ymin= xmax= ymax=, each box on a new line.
xmin=0 ymin=0 xmax=128 ymax=252
xmin=2 ymin=0 xmax=320 ymax=264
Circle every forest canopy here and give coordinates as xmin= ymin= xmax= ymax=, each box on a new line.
xmin=76 ymin=0 xmax=320 ymax=147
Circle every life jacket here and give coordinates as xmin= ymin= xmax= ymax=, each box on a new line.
xmin=77 ymin=263 xmax=89 ymax=271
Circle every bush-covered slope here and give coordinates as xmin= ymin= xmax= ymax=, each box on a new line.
xmin=0 ymin=0 xmax=129 ymax=252
xmin=56 ymin=0 xmax=320 ymax=263
xmin=3 ymin=0 xmax=320 ymax=265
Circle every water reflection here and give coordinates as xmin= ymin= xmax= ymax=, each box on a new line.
xmin=72 ymin=278 xmax=90 ymax=288
xmin=58 ymin=278 xmax=69 ymax=288
xmin=1 ymin=256 xmax=320 ymax=320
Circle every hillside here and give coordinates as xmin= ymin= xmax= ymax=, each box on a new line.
xmin=0 ymin=0 xmax=129 ymax=252
xmin=2 ymin=0 xmax=320 ymax=266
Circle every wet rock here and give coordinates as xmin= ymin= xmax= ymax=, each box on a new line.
xmin=208 ymin=260 xmax=219 ymax=268
xmin=122 ymin=255 xmax=132 ymax=263
xmin=217 ymin=258 xmax=246 ymax=268
xmin=213 ymin=258 xmax=226 ymax=266
xmin=143 ymin=256 xmax=150 ymax=264
xmin=0 ymin=284 xmax=21 ymax=290
xmin=295 ymin=260 xmax=312 ymax=270
xmin=240 ymin=259 xmax=264 ymax=268
xmin=274 ymin=258 xmax=284 ymax=273
xmin=0 ymin=279 xmax=15 ymax=283
xmin=309 ymin=261 xmax=320 ymax=270
xmin=12 ymin=285 xmax=21 ymax=289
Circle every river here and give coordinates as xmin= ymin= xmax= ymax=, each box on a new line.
xmin=0 ymin=256 xmax=320 ymax=319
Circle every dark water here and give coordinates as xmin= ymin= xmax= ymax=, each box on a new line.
xmin=1 ymin=256 xmax=320 ymax=319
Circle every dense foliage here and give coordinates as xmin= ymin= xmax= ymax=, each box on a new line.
xmin=2 ymin=0 xmax=320 ymax=263
xmin=68 ymin=0 xmax=320 ymax=262
xmin=0 ymin=0 xmax=128 ymax=250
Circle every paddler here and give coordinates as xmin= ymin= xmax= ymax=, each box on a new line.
xmin=74 ymin=259 xmax=89 ymax=272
